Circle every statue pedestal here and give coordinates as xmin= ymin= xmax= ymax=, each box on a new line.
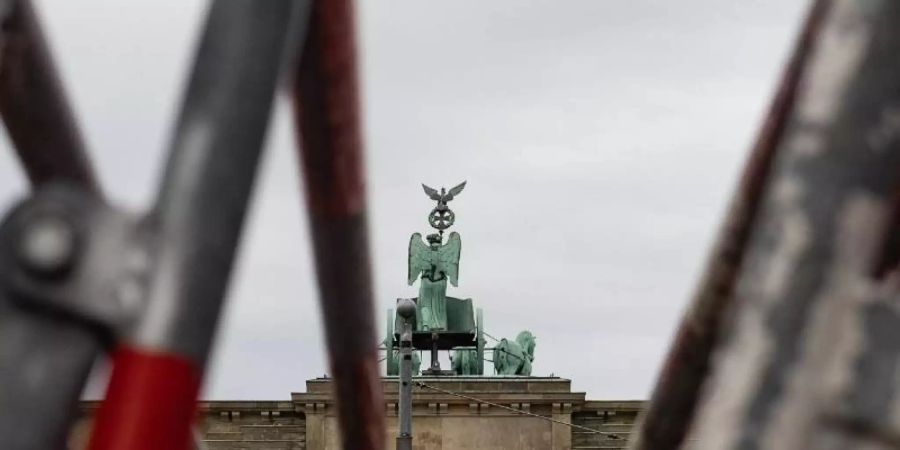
xmin=294 ymin=376 xmax=584 ymax=450
xmin=420 ymin=368 xmax=456 ymax=376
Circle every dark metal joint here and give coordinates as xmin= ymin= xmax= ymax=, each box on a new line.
xmin=0 ymin=184 xmax=151 ymax=341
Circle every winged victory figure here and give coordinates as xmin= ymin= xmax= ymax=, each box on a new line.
xmin=408 ymin=231 xmax=461 ymax=331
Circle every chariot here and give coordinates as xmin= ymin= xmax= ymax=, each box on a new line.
xmin=385 ymin=300 xmax=485 ymax=376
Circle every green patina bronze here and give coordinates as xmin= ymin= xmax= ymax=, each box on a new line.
xmin=408 ymin=232 xmax=461 ymax=331
xmin=406 ymin=182 xmax=467 ymax=332
xmin=387 ymin=182 xmax=537 ymax=377
xmin=494 ymin=331 xmax=537 ymax=376
xmin=422 ymin=181 xmax=466 ymax=230
xmin=387 ymin=349 xmax=421 ymax=376
xmin=451 ymin=348 xmax=480 ymax=375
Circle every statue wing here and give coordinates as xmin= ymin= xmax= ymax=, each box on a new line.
xmin=438 ymin=232 xmax=461 ymax=286
xmin=422 ymin=184 xmax=441 ymax=201
xmin=408 ymin=233 xmax=431 ymax=285
xmin=446 ymin=181 xmax=466 ymax=200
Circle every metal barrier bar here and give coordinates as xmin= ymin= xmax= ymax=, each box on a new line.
xmin=0 ymin=233 xmax=103 ymax=450
xmin=0 ymin=311 xmax=100 ymax=450
xmin=0 ymin=0 xmax=100 ymax=194
xmin=678 ymin=0 xmax=900 ymax=447
xmin=628 ymin=2 xmax=830 ymax=449
xmin=0 ymin=0 xmax=103 ymax=446
xmin=88 ymin=2 xmax=305 ymax=449
xmin=291 ymin=0 xmax=386 ymax=448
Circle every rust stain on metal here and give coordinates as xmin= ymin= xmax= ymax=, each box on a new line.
xmin=871 ymin=186 xmax=900 ymax=280
xmin=0 ymin=0 xmax=99 ymax=194
xmin=628 ymin=2 xmax=832 ymax=449
xmin=330 ymin=356 xmax=387 ymax=450
xmin=291 ymin=1 xmax=385 ymax=449
xmin=304 ymin=213 xmax=385 ymax=450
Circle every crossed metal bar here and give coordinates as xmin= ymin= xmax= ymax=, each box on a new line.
xmin=632 ymin=1 xmax=900 ymax=449
xmin=0 ymin=1 xmax=382 ymax=449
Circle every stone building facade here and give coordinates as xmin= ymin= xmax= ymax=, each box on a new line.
xmin=72 ymin=377 xmax=644 ymax=450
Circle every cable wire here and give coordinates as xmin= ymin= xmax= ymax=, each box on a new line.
xmin=483 ymin=331 xmax=501 ymax=342
xmin=414 ymin=381 xmax=622 ymax=440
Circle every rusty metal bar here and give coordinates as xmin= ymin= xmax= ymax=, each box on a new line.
xmin=0 ymin=0 xmax=100 ymax=194
xmin=628 ymin=2 xmax=830 ymax=449
xmin=684 ymin=0 xmax=900 ymax=446
xmin=291 ymin=1 xmax=385 ymax=448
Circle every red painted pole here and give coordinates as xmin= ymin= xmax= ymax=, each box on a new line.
xmin=629 ymin=2 xmax=830 ymax=449
xmin=291 ymin=1 xmax=386 ymax=448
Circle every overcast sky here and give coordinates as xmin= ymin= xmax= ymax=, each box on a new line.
xmin=0 ymin=1 xmax=810 ymax=400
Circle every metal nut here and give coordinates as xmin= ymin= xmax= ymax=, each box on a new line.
xmin=16 ymin=213 xmax=77 ymax=277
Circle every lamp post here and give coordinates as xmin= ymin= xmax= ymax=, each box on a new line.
xmin=396 ymin=299 xmax=416 ymax=450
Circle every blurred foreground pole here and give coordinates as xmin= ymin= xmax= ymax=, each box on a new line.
xmin=88 ymin=2 xmax=302 ymax=450
xmin=629 ymin=2 xmax=829 ymax=448
xmin=0 ymin=1 xmax=103 ymax=448
xmin=291 ymin=1 xmax=386 ymax=449
xmin=637 ymin=0 xmax=900 ymax=449
xmin=0 ymin=0 xmax=100 ymax=194
xmin=397 ymin=300 xmax=416 ymax=450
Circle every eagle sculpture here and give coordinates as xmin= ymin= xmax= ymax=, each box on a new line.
xmin=422 ymin=181 xmax=466 ymax=210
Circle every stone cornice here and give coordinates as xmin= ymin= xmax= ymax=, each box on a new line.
xmin=77 ymin=378 xmax=647 ymax=417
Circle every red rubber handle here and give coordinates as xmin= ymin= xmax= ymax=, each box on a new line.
xmin=88 ymin=346 xmax=201 ymax=450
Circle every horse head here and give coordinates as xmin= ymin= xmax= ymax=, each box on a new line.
xmin=515 ymin=330 xmax=536 ymax=360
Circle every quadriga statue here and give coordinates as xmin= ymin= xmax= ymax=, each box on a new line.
xmin=493 ymin=331 xmax=536 ymax=376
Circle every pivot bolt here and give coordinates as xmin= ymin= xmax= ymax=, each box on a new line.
xmin=17 ymin=214 xmax=77 ymax=277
